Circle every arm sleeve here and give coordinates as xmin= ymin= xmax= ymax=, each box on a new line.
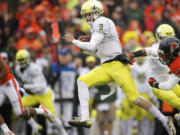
xmin=72 ymin=32 xmax=104 ymax=52
xmin=145 ymin=45 xmax=158 ymax=56
xmin=158 ymin=74 xmax=180 ymax=90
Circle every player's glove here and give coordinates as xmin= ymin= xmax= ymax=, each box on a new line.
xmin=126 ymin=53 xmax=136 ymax=65
xmin=148 ymin=77 xmax=159 ymax=88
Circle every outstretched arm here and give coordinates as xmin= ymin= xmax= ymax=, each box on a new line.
xmin=130 ymin=49 xmax=147 ymax=58
xmin=148 ymin=74 xmax=180 ymax=90
xmin=129 ymin=45 xmax=158 ymax=63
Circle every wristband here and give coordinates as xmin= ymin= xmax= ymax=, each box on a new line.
xmin=153 ymin=82 xmax=159 ymax=89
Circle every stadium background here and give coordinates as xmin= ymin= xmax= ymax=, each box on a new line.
xmin=0 ymin=0 xmax=180 ymax=135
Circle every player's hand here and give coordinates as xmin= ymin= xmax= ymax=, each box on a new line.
xmin=78 ymin=35 xmax=91 ymax=42
xmin=148 ymin=77 xmax=157 ymax=87
xmin=126 ymin=53 xmax=136 ymax=65
xmin=63 ymin=33 xmax=74 ymax=42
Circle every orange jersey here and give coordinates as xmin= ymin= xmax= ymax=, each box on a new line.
xmin=169 ymin=55 xmax=180 ymax=77
xmin=0 ymin=56 xmax=14 ymax=84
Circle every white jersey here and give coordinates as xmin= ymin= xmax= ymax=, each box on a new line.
xmin=145 ymin=42 xmax=170 ymax=82
xmin=73 ymin=16 xmax=122 ymax=63
xmin=15 ymin=62 xmax=48 ymax=94
xmin=36 ymin=58 xmax=49 ymax=71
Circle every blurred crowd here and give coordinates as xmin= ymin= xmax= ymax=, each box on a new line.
xmin=0 ymin=0 xmax=180 ymax=135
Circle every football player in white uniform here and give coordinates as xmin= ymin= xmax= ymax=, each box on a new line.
xmin=0 ymin=54 xmax=54 ymax=135
xmin=63 ymin=0 xmax=176 ymax=134
xmin=130 ymin=24 xmax=180 ymax=111
xmin=15 ymin=49 xmax=68 ymax=135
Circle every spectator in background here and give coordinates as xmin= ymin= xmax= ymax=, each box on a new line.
xmin=4 ymin=37 xmax=17 ymax=63
xmin=111 ymin=6 xmax=126 ymax=31
xmin=72 ymin=0 xmax=86 ymax=18
xmin=122 ymin=31 xmax=139 ymax=52
xmin=18 ymin=8 xmax=34 ymax=31
xmin=0 ymin=2 xmax=17 ymax=50
xmin=144 ymin=0 xmax=163 ymax=21
xmin=168 ymin=0 xmax=180 ymax=31
xmin=94 ymin=83 xmax=116 ymax=135
xmin=73 ymin=56 xmax=83 ymax=73
xmin=124 ymin=0 xmax=145 ymax=30
xmin=0 ymin=3 xmax=5 ymax=29
xmin=1 ymin=24 xmax=12 ymax=50
xmin=143 ymin=31 xmax=156 ymax=47
xmin=122 ymin=0 xmax=130 ymax=10
xmin=128 ymin=20 xmax=146 ymax=45
xmin=154 ymin=8 xmax=180 ymax=39
xmin=15 ymin=1 xmax=30 ymax=21
xmin=16 ymin=27 xmax=42 ymax=51
xmin=103 ymin=0 xmax=115 ymax=15
xmin=144 ymin=9 xmax=158 ymax=32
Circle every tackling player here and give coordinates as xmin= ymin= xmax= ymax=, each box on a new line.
xmin=63 ymin=0 xmax=176 ymax=134
xmin=148 ymin=36 xmax=180 ymax=89
xmin=15 ymin=49 xmax=68 ymax=135
xmin=130 ymin=24 xmax=180 ymax=111
xmin=0 ymin=54 xmax=53 ymax=135
xmin=148 ymin=36 xmax=180 ymax=121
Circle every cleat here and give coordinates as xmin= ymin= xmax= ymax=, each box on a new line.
xmin=68 ymin=116 xmax=92 ymax=128
xmin=163 ymin=116 xmax=176 ymax=135
xmin=39 ymin=105 xmax=54 ymax=122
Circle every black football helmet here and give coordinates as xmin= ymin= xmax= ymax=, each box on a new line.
xmin=158 ymin=36 xmax=180 ymax=65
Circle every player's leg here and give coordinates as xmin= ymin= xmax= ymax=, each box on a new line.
xmin=40 ymin=88 xmax=68 ymax=135
xmin=21 ymin=94 xmax=45 ymax=134
xmin=152 ymin=85 xmax=180 ymax=124
xmin=0 ymin=115 xmax=15 ymax=135
xmin=172 ymin=85 xmax=180 ymax=98
xmin=5 ymin=78 xmax=53 ymax=120
xmin=22 ymin=95 xmax=39 ymax=107
xmin=0 ymin=87 xmax=15 ymax=135
xmin=107 ymin=103 xmax=115 ymax=135
xmin=169 ymin=85 xmax=180 ymax=123
xmin=152 ymin=87 xmax=180 ymax=109
xmin=108 ymin=61 xmax=176 ymax=135
xmin=69 ymin=66 xmax=113 ymax=127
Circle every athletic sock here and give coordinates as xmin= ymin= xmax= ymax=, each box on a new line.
xmin=27 ymin=118 xmax=39 ymax=128
xmin=77 ymin=80 xmax=90 ymax=120
xmin=148 ymin=105 xmax=168 ymax=124
xmin=1 ymin=123 xmax=10 ymax=133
